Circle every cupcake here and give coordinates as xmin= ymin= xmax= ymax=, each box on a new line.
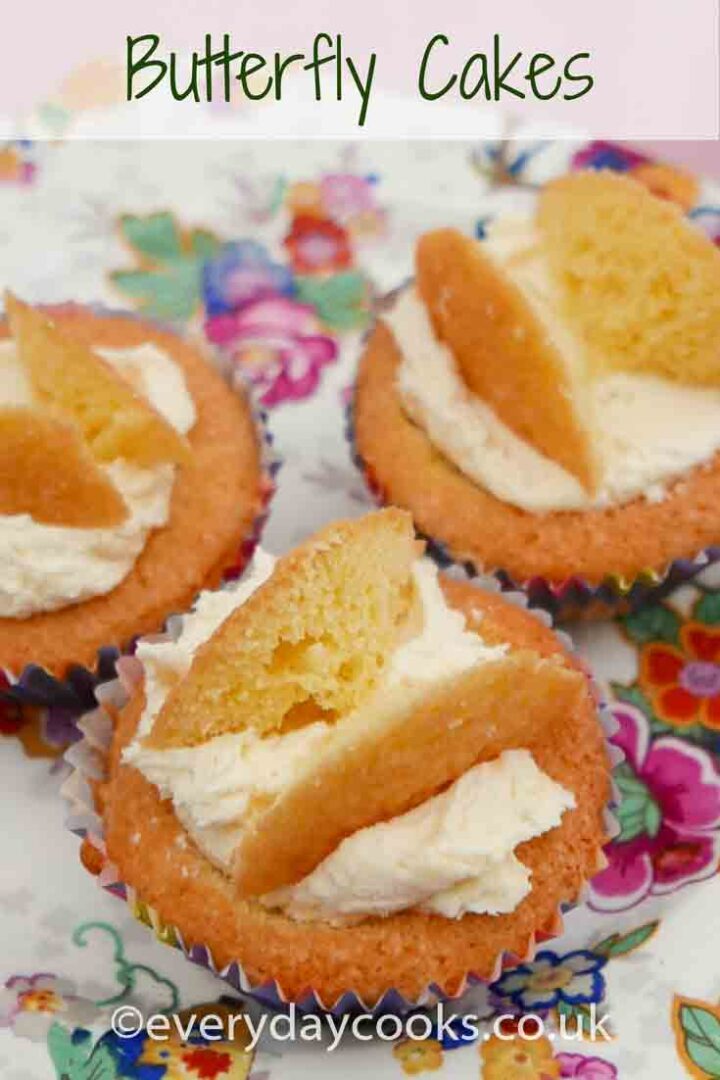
xmin=0 ymin=294 xmax=274 ymax=712
xmin=352 ymin=171 xmax=720 ymax=619
xmin=77 ymin=509 xmax=613 ymax=1007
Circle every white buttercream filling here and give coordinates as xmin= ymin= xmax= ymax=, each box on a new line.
xmin=264 ymin=750 xmax=574 ymax=920
xmin=98 ymin=344 xmax=196 ymax=436
xmin=390 ymin=220 xmax=720 ymax=513
xmin=0 ymin=338 xmax=196 ymax=618
xmin=127 ymin=551 xmax=575 ymax=922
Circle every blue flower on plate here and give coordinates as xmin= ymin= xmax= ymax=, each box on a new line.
xmin=202 ymin=240 xmax=295 ymax=316
xmin=490 ymin=949 xmax=607 ymax=1012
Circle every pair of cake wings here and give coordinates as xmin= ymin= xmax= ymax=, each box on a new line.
xmin=417 ymin=170 xmax=720 ymax=493
xmin=144 ymin=510 xmax=589 ymax=898
xmin=0 ymin=294 xmax=189 ymax=527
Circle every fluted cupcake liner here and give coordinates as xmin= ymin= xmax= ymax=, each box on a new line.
xmin=0 ymin=304 xmax=281 ymax=756
xmin=423 ymin=536 xmax=720 ymax=624
xmin=346 ymin=395 xmax=720 ymax=623
xmin=60 ymin=569 xmax=621 ymax=1017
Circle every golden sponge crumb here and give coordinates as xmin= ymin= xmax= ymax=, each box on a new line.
xmin=233 ymin=650 xmax=586 ymax=896
xmin=5 ymin=292 xmax=191 ymax=467
xmin=537 ymin=171 xmax=720 ymax=385
xmin=101 ymin=579 xmax=610 ymax=1003
xmin=415 ymin=228 xmax=600 ymax=492
xmin=0 ymin=406 xmax=128 ymax=526
xmin=147 ymin=509 xmax=421 ymax=749
xmin=0 ymin=306 xmax=263 ymax=677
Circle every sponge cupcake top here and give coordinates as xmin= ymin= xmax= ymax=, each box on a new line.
xmin=538 ymin=170 xmax=720 ymax=384
xmin=416 ymin=226 xmax=600 ymax=493
xmin=125 ymin=510 xmax=605 ymax=925
xmin=1 ymin=407 xmax=129 ymax=527
xmin=391 ymin=172 xmax=720 ymax=516
xmin=0 ymin=294 xmax=196 ymax=619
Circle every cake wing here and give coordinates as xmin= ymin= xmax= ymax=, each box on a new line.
xmin=5 ymin=292 xmax=191 ymax=467
xmin=233 ymin=650 xmax=587 ymax=897
xmin=537 ymin=170 xmax=720 ymax=384
xmin=415 ymin=228 xmax=599 ymax=492
xmin=146 ymin=509 xmax=422 ymax=749
xmin=0 ymin=406 xmax=128 ymax=527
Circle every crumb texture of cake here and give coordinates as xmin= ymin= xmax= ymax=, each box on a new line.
xmin=380 ymin=171 xmax=720 ymax=525
xmin=538 ymin=171 xmax=720 ymax=385
xmin=415 ymin=227 xmax=599 ymax=492
xmin=127 ymin=515 xmax=588 ymax=908
xmin=232 ymin=647 xmax=584 ymax=897
xmin=0 ymin=299 xmax=202 ymax=620
xmin=260 ymin=749 xmax=575 ymax=921
xmin=101 ymin=576 xmax=611 ymax=1001
xmin=0 ymin=406 xmax=128 ymax=526
xmin=0 ymin=301 xmax=259 ymax=657
xmin=355 ymin=317 xmax=720 ymax=582
xmin=5 ymin=292 xmax=190 ymax=467
xmin=145 ymin=509 xmax=421 ymax=749
xmin=387 ymin=288 xmax=720 ymax=514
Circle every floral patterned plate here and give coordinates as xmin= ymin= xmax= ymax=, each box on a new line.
xmin=1 ymin=134 xmax=719 ymax=1079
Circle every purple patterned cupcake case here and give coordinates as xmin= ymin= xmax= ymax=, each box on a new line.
xmin=0 ymin=303 xmax=280 ymax=758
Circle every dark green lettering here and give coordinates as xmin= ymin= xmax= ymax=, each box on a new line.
xmin=418 ymin=34 xmax=457 ymax=100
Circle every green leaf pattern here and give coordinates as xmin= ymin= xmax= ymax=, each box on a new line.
xmin=47 ymin=1023 xmax=118 ymax=1080
xmin=295 ymin=270 xmax=371 ymax=330
xmin=593 ymin=920 xmax=660 ymax=959
xmin=679 ymin=1003 xmax=720 ymax=1078
xmin=695 ymin=592 xmax=720 ymax=627
xmin=614 ymin=762 xmax=662 ymax=842
xmin=622 ymin=603 xmax=682 ymax=646
xmin=111 ymin=212 xmax=221 ymax=321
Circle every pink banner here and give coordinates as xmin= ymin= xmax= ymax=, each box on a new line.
xmin=2 ymin=0 xmax=718 ymax=139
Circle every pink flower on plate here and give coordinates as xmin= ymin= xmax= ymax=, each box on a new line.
xmin=557 ymin=1053 xmax=618 ymax=1079
xmin=321 ymin=174 xmax=375 ymax=214
xmin=319 ymin=173 xmax=384 ymax=234
xmin=588 ymin=704 xmax=720 ymax=912
xmin=0 ymin=973 xmax=99 ymax=1041
xmin=205 ymin=296 xmax=338 ymax=407
xmin=571 ymin=141 xmax=648 ymax=172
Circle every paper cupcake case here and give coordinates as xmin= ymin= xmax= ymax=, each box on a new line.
xmin=0 ymin=303 xmax=281 ymax=757
xmin=60 ymin=573 xmax=622 ymax=1018
xmin=345 ymin=397 xmax=720 ymax=623
xmin=424 ymin=537 xmax=720 ymax=624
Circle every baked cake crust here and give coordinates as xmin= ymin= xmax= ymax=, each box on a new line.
xmin=538 ymin=172 xmax=720 ymax=385
xmin=234 ymin=649 xmax=584 ymax=898
xmin=146 ymin=509 xmax=420 ymax=750
xmin=354 ymin=320 xmax=720 ymax=585
xmin=0 ymin=406 xmax=129 ymax=526
xmin=416 ymin=228 xmax=599 ymax=492
xmin=0 ymin=309 xmax=264 ymax=677
xmin=96 ymin=580 xmax=611 ymax=1004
